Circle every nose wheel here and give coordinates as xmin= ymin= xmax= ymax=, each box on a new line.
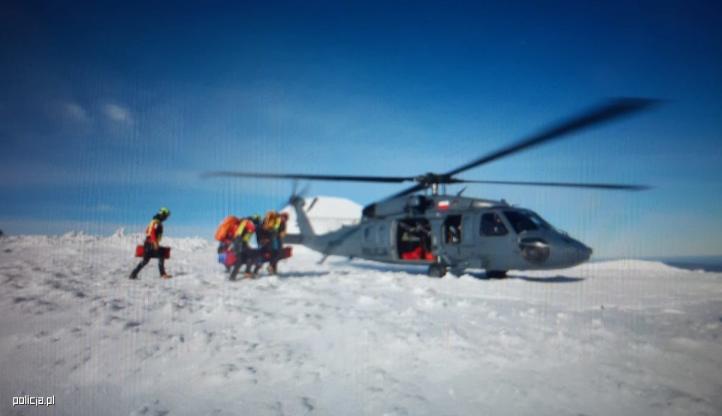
xmin=486 ymin=270 xmax=508 ymax=279
xmin=427 ymin=263 xmax=447 ymax=278
xmin=449 ymin=267 xmax=466 ymax=277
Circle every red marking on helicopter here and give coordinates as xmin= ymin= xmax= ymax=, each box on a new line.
xmin=437 ymin=200 xmax=450 ymax=211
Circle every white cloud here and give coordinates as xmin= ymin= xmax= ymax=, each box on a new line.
xmin=102 ymin=103 xmax=132 ymax=124
xmin=62 ymin=101 xmax=89 ymax=123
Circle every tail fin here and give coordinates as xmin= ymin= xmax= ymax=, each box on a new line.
xmin=290 ymin=196 xmax=315 ymax=237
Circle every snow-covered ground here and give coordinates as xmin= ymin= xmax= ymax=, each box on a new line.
xmin=1 ymin=231 xmax=721 ymax=416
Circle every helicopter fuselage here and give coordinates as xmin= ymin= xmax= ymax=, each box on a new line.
xmin=292 ymin=194 xmax=592 ymax=276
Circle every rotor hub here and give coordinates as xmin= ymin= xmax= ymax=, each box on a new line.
xmin=414 ymin=173 xmax=452 ymax=185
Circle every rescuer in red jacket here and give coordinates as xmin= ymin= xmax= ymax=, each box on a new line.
xmin=130 ymin=207 xmax=171 ymax=279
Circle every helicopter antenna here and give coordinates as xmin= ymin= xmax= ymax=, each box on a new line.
xmin=456 ymin=187 xmax=467 ymax=197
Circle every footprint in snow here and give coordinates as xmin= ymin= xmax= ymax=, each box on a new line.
xmin=221 ymin=363 xmax=239 ymax=378
xmin=301 ymin=396 xmax=315 ymax=412
xmin=130 ymin=400 xmax=169 ymax=416
xmin=124 ymin=320 xmax=142 ymax=330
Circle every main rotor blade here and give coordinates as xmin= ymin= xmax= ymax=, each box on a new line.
xmin=457 ymin=179 xmax=650 ymax=191
xmin=444 ymin=98 xmax=659 ymax=178
xmin=203 ymin=171 xmax=414 ymax=183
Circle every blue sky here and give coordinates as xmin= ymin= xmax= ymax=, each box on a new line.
xmin=1 ymin=1 xmax=721 ymax=257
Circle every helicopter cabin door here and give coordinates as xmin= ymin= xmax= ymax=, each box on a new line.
xmin=477 ymin=211 xmax=516 ymax=269
xmin=362 ymin=222 xmax=391 ymax=259
xmin=396 ymin=218 xmax=433 ymax=262
xmin=441 ymin=214 xmax=470 ymax=261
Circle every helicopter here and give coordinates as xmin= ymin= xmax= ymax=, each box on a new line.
xmin=206 ymin=98 xmax=656 ymax=277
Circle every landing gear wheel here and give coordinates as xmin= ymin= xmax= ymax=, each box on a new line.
xmin=486 ymin=270 xmax=508 ymax=279
xmin=428 ymin=263 xmax=447 ymax=278
xmin=449 ymin=267 xmax=465 ymax=278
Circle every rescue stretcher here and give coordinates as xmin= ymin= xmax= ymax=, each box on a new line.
xmin=218 ymin=246 xmax=293 ymax=267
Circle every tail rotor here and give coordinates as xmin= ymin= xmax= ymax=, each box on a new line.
xmin=282 ymin=180 xmax=311 ymax=210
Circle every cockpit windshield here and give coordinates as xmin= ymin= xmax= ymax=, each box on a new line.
xmin=503 ymin=210 xmax=552 ymax=234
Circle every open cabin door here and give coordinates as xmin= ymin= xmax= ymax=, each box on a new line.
xmin=396 ymin=218 xmax=433 ymax=262
xmin=440 ymin=214 xmax=475 ymax=262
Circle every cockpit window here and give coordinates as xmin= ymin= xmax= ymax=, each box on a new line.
xmin=480 ymin=213 xmax=508 ymax=236
xmin=503 ymin=210 xmax=551 ymax=234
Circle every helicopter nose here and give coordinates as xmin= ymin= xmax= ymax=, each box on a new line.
xmin=555 ymin=240 xmax=592 ymax=267
xmin=577 ymin=244 xmax=593 ymax=262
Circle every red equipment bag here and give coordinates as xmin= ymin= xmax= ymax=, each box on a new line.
xmin=135 ymin=245 xmax=171 ymax=259
xmin=401 ymin=246 xmax=433 ymax=261
xmin=221 ymin=250 xmax=237 ymax=267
